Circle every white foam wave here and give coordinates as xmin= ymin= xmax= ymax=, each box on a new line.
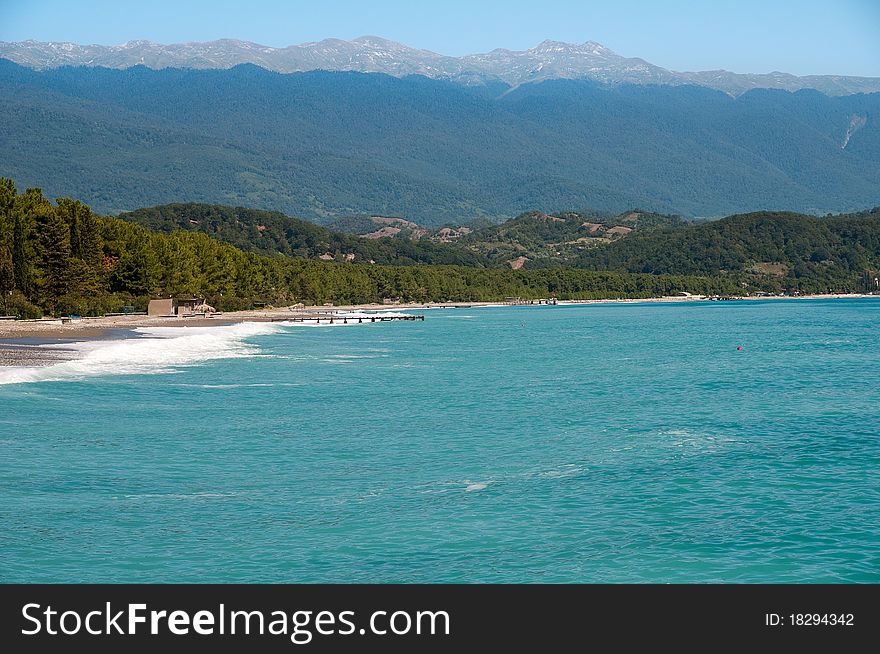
xmin=122 ymin=491 xmax=238 ymax=501
xmin=539 ymin=464 xmax=584 ymax=478
xmin=197 ymin=383 xmax=275 ymax=389
xmin=324 ymin=354 xmax=380 ymax=359
xmin=0 ymin=322 xmax=282 ymax=386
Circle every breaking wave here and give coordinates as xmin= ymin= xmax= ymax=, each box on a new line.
xmin=0 ymin=322 xmax=283 ymax=385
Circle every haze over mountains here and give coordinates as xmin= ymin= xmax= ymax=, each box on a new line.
xmin=3 ymin=36 xmax=880 ymax=96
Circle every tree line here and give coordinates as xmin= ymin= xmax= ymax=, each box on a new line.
xmin=0 ymin=180 xmax=740 ymax=317
xmin=120 ymin=203 xmax=491 ymax=267
xmin=574 ymin=210 xmax=880 ymax=294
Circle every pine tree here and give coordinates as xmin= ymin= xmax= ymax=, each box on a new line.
xmin=12 ymin=213 xmax=29 ymax=297
xmin=58 ymin=198 xmax=102 ymax=265
xmin=0 ymin=244 xmax=12 ymax=315
xmin=12 ymin=188 xmax=51 ymax=299
xmin=0 ymin=178 xmax=15 ymax=241
xmin=35 ymin=205 xmax=72 ymax=312
xmin=0 ymin=179 xmax=16 ymax=312
xmin=57 ymin=198 xmax=104 ymax=297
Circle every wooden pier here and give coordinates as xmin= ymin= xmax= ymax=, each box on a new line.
xmin=269 ymin=313 xmax=424 ymax=325
xmin=503 ymin=297 xmax=558 ymax=306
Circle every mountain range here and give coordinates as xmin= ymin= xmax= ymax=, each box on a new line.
xmin=3 ymin=37 xmax=880 ymax=96
xmin=2 ymin=58 xmax=878 ymax=223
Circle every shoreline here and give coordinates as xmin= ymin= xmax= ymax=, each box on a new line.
xmin=0 ymin=293 xmax=875 ymax=365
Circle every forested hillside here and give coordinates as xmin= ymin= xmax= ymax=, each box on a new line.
xmin=119 ymin=204 xmax=679 ymax=269
xmin=461 ymin=210 xmax=686 ymax=266
xmin=0 ymin=180 xmax=739 ymax=317
xmin=119 ymin=203 xmax=488 ymax=266
xmin=575 ymin=210 xmax=880 ymax=293
xmin=2 ymin=60 xmax=878 ymax=223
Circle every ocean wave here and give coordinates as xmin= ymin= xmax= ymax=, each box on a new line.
xmin=539 ymin=464 xmax=585 ymax=478
xmin=659 ymin=428 xmax=739 ymax=451
xmin=120 ymin=491 xmax=239 ymax=501
xmin=0 ymin=322 xmax=282 ymax=385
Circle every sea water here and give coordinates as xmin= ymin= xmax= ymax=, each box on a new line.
xmin=1 ymin=299 xmax=878 ymax=583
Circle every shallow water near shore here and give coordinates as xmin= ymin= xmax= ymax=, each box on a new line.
xmin=1 ymin=299 xmax=879 ymax=582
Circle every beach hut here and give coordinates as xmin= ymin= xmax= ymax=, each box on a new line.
xmin=147 ymin=297 xmax=206 ymax=317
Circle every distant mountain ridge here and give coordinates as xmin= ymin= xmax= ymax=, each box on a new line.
xmin=2 ymin=36 xmax=879 ymax=96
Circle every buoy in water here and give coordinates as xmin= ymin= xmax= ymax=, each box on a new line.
xmin=737 ymin=346 xmax=743 ymax=351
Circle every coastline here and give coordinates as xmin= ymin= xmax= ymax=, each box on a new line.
xmin=0 ymin=293 xmax=874 ymax=366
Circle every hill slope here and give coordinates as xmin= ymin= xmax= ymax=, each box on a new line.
xmin=2 ymin=61 xmax=879 ymax=223
xmin=575 ymin=209 xmax=880 ymax=293
xmin=119 ymin=202 xmax=880 ymax=294
xmin=119 ymin=204 xmax=490 ymax=267
xmin=461 ymin=210 xmax=686 ymax=267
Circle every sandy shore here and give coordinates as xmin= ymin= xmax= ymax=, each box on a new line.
xmin=0 ymin=303 xmax=498 ymax=340
xmin=0 ymin=343 xmax=79 ymax=366
xmin=0 ymin=315 xmax=238 ymax=340
xmin=0 ymin=293 xmax=874 ymax=365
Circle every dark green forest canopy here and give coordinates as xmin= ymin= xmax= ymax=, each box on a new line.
xmin=459 ymin=209 xmax=688 ymax=265
xmin=118 ymin=203 xmax=683 ymax=268
xmin=0 ymin=181 xmax=744 ymax=317
xmin=574 ymin=209 xmax=880 ymax=292
xmin=117 ymin=201 xmax=880 ymax=295
xmin=119 ymin=203 xmax=491 ymax=266
xmin=2 ymin=60 xmax=879 ymax=224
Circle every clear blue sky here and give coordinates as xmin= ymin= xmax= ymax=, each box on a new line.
xmin=2 ymin=0 xmax=879 ymax=76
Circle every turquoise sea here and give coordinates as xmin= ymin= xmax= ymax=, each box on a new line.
xmin=1 ymin=299 xmax=879 ymax=583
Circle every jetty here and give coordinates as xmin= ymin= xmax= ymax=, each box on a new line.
xmin=268 ymin=311 xmax=424 ymax=325
xmin=503 ymin=297 xmax=558 ymax=306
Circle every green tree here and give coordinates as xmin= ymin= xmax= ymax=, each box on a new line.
xmin=34 ymin=205 xmax=72 ymax=312
xmin=0 ymin=244 xmax=12 ymax=315
xmin=12 ymin=188 xmax=53 ymax=298
xmin=0 ymin=179 xmax=16 ymax=312
xmin=57 ymin=198 xmax=104 ymax=298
